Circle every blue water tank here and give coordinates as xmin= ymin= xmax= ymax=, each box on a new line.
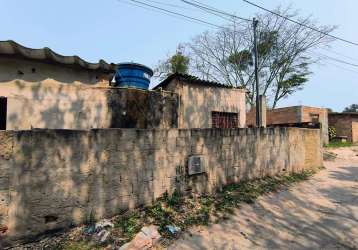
xmin=115 ymin=63 xmax=154 ymax=89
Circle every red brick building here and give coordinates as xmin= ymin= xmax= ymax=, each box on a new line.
xmin=328 ymin=112 xmax=358 ymax=143
xmin=247 ymin=106 xmax=329 ymax=144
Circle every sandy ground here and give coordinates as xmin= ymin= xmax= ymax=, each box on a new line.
xmin=170 ymin=147 xmax=358 ymax=250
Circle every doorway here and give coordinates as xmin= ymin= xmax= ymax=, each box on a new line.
xmin=0 ymin=97 xmax=7 ymax=130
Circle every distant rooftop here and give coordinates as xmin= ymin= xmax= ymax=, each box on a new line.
xmin=0 ymin=40 xmax=117 ymax=73
xmin=153 ymin=73 xmax=246 ymax=90
xmin=329 ymin=112 xmax=358 ymax=116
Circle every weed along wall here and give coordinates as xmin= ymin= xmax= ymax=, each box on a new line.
xmin=0 ymin=128 xmax=322 ymax=246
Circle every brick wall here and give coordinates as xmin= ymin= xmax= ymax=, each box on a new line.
xmin=247 ymin=106 xmax=329 ymax=144
xmin=329 ymin=113 xmax=358 ymax=143
xmin=247 ymin=106 xmax=302 ymax=126
xmin=0 ymin=128 xmax=322 ymax=247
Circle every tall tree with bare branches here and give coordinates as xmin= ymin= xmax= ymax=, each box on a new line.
xmin=186 ymin=7 xmax=336 ymax=108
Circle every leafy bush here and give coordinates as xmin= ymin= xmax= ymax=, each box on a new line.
xmin=328 ymin=126 xmax=336 ymax=141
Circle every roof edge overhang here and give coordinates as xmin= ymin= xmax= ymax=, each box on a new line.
xmin=0 ymin=40 xmax=117 ymax=73
xmin=152 ymin=73 xmax=247 ymax=92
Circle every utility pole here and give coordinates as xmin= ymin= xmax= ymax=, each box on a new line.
xmin=253 ymin=17 xmax=260 ymax=127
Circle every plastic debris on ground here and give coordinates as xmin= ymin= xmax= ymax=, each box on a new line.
xmin=166 ymin=225 xmax=181 ymax=235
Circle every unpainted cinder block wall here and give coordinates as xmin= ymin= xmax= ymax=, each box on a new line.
xmin=0 ymin=127 xmax=322 ymax=247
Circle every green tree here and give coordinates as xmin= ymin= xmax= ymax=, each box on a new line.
xmin=154 ymin=46 xmax=190 ymax=80
xmin=343 ymin=104 xmax=358 ymax=112
xmin=169 ymin=52 xmax=189 ymax=75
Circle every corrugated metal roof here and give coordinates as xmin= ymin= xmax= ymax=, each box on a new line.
xmin=153 ymin=73 xmax=246 ymax=90
xmin=0 ymin=40 xmax=117 ymax=73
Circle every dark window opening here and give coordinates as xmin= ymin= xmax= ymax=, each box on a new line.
xmin=0 ymin=97 xmax=7 ymax=130
xmin=32 ymin=68 xmax=36 ymax=73
xmin=212 ymin=111 xmax=238 ymax=128
xmin=310 ymin=113 xmax=320 ymax=123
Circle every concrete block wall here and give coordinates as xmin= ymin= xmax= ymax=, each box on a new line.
xmin=0 ymin=127 xmax=322 ymax=247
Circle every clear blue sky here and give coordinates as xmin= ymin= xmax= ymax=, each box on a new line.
xmin=1 ymin=0 xmax=357 ymax=111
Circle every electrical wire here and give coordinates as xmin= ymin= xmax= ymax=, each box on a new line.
xmin=321 ymin=60 xmax=358 ymax=75
xmin=179 ymin=1 xmax=239 ymax=22
xmin=307 ymin=51 xmax=358 ymax=74
xmin=311 ymin=51 xmax=358 ymax=68
xmin=183 ymin=0 xmax=358 ymax=67
xmin=126 ymin=0 xmax=224 ymax=28
xmin=321 ymin=47 xmax=358 ymax=62
xmin=182 ymin=0 xmax=251 ymax=22
xmin=243 ymin=0 xmax=358 ymax=46
xmin=128 ymin=0 xmax=234 ymax=22
xmin=142 ymin=0 xmax=234 ymax=22
xmin=120 ymin=0 xmax=358 ymax=70
xmin=117 ymin=0 xmax=207 ymax=26
xmin=138 ymin=0 xmax=194 ymax=11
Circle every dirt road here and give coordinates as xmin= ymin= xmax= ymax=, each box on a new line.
xmin=170 ymin=147 xmax=358 ymax=250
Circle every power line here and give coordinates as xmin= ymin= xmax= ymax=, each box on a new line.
xmin=182 ymin=0 xmax=251 ymax=22
xmin=129 ymin=0 xmax=234 ymax=22
xmin=138 ymin=0 xmax=194 ymax=11
xmin=243 ymin=0 xmax=358 ymax=46
xmin=121 ymin=0 xmax=358 ymax=71
xmin=321 ymin=47 xmax=358 ymax=62
xmin=320 ymin=60 xmax=358 ymax=75
xmin=126 ymin=0 xmax=223 ymax=28
xmin=180 ymin=1 xmax=234 ymax=22
xmin=180 ymin=0 xmax=241 ymax=22
xmin=183 ymin=0 xmax=358 ymax=67
xmin=117 ymin=0 xmax=206 ymax=26
xmin=311 ymin=51 xmax=358 ymax=67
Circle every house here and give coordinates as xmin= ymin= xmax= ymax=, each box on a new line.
xmin=153 ymin=73 xmax=247 ymax=129
xmin=329 ymin=112 xmax=358 ymax=143
xmin=0 ymin=40 xmax=178 ymax=130
xmin=247 ymin=105 xmax=329 ymax=144
xmin=0 ymin=41 xmax=246 ymax=131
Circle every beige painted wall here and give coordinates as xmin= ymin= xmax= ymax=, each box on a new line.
xmin=0 ymin=57 xmax=178 ymax=130
xmin=0 ymin=127 xmax=322 ymax=247
xmin=353 ymin=122 xmax=358 ymax=143
xmin=0 ymin=57 xmax=110 ymax=86
xmin=166 ymin=80 xmax=246 ymax=129
xmin=0 ymin=57 xmax=112 ymax=130
xmin=1 ymin=81 xmax=114 ymax=130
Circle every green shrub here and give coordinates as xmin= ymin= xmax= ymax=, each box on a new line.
xmin=328 ymin=126 xmax=336 ymax=141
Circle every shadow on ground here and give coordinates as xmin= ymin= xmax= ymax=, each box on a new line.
xmin=171 ymin=148 xmax=358 ymax=250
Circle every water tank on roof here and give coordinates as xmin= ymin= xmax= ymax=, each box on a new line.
xmin=115 ymin=63 xmax=154 ymax=90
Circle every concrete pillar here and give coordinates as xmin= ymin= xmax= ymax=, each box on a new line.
xmin=259 ymin=95 xmax=267 ymax=128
